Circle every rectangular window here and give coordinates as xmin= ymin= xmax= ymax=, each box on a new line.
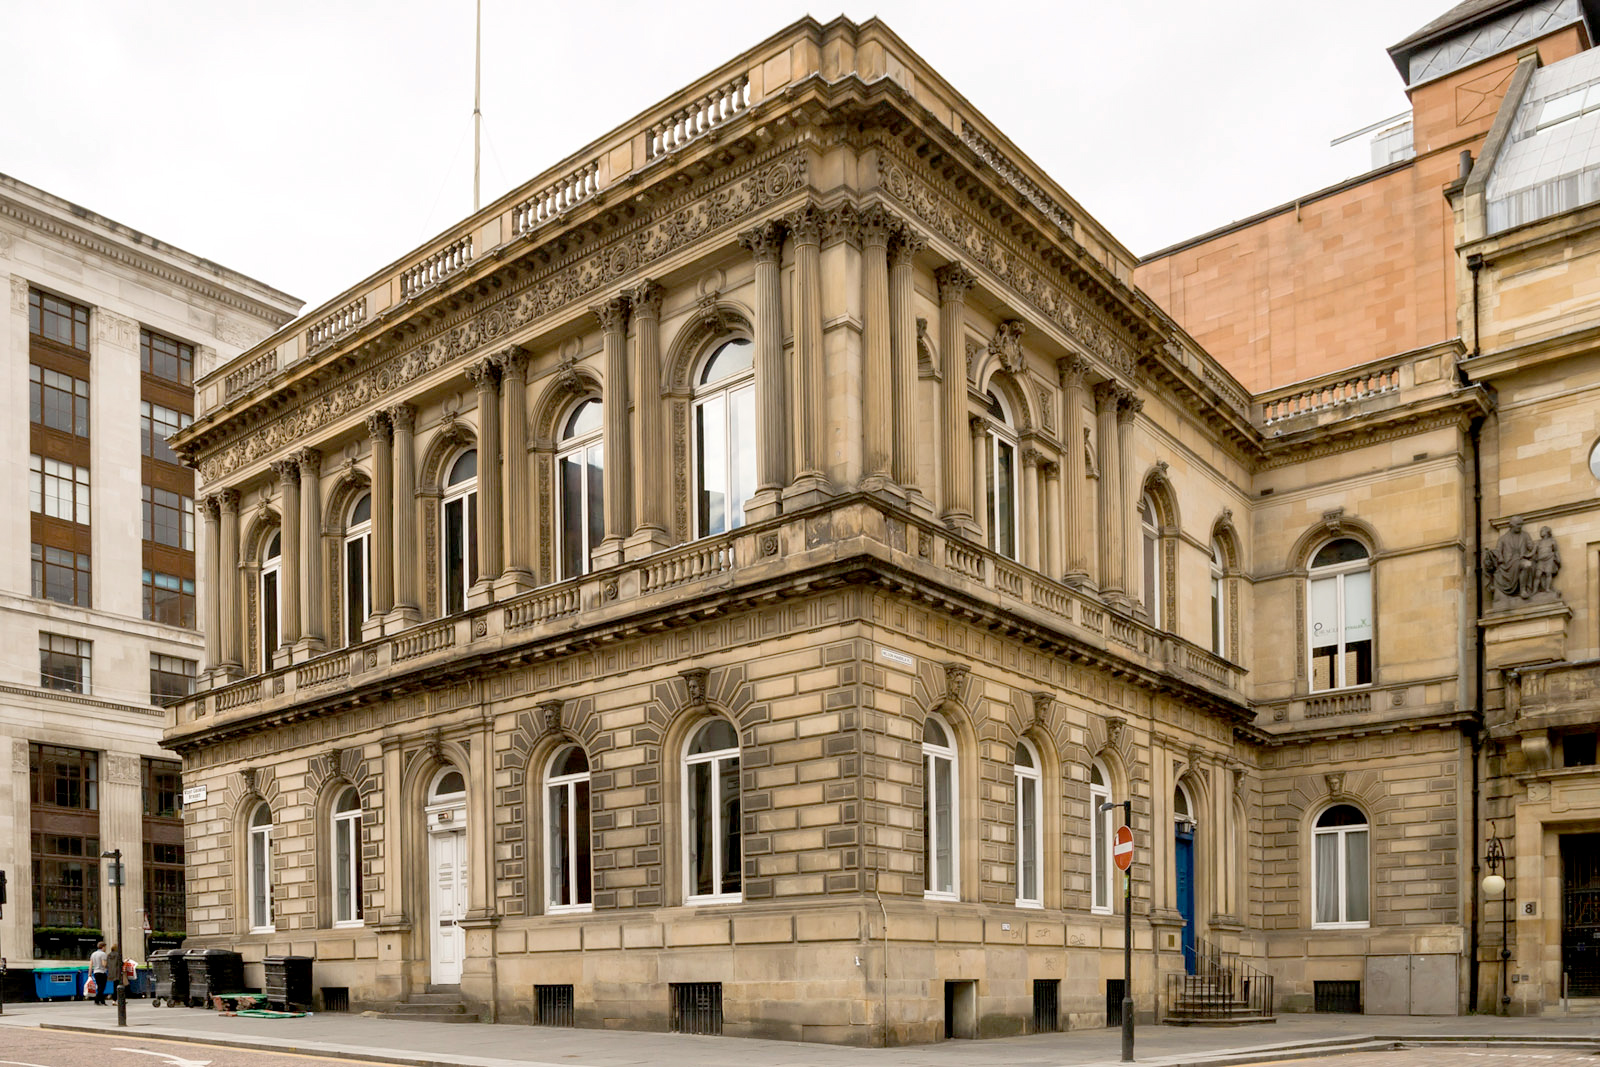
xmin=142 ymin=758 xmax=185 ymax=937
xmin=40 ymin=633 xmax=91 ymax=694
xmin=140 ymin=401 xmax=192 ymax=465
xmin=30 ymin=365 xmax=90 ymax=438
xmin=142 ymin=486 xmax=194 ymax=550
xmin=30 ymin=455 xmax=91 ymax=525
xmin=142 ymin=570 xmax=196 ymax=627
xmin=29 ymin=290 xmax=90 ymax=351
xmin=143 ymin=758 xmax=182 ymax=817
xmin=149 ymin=654 xmax=196 ymax=706
xmin=29 ymin=744 xmax=99 ymax=811
xmin=140 ymin=328 xmax=193 ymax=386
xmin=32 ymin=831 xmax=101 ymax=933
xmin=32 ymin=543 xmax=91 ymax=607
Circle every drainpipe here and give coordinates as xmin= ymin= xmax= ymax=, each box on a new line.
xmin=1462 ymin=251 xmax=1487 ymax=1011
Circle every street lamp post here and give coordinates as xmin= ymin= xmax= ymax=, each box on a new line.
xmin=1102 ymin=799 xmax=1134 ymax=1063
xmin=1481 ymin=825 xmax=1511 ymax=1013
xmin=101 ymin=849 xmax=127 ymax=1028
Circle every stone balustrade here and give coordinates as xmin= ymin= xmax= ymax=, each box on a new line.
xmin=512 ymin=162 xmax=601 ymax=235
xmin=400 ymin=235 xmax=474 ymax=300
xmin=645 ymin=75 xmax=749 ymax=160
xmin=306 ymin=295 xmax=367 ymax=352
xmin=1253 ymin=343 xmax=1465 ymax=429
xmin=223 ymin=348 xmax=277 ymax=401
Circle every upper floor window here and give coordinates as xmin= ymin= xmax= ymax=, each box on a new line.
xmin=141 ymin=401 xmax=192 ymax=465
xmin=261 ymin=532 xmax=281 ymax=669
xmin=684 ymin=718 xmax=741 ymax=903
xmin=1308 ymin=538 xmax=1372 ymax=691
xmin=40 ymin=633 xmax=91 ymax=694
xmin=31 ymin=366 xmax=89 ymax=438
xmin=1140 ymin=494 xmax=1161 ymax=628
xmin=332 ymin=787 xmax=364 ymax=927
xmin=30 ymin=290 xmax=89 ymax=351
xmin=1090 ymin=760 xmax=1113 ymax=914
xmin=557 ymin=399 xmax=604 ymax=580
xmin=546 ymin=745 xmax=593 ymax=912
xmin=141 ymin=328 xmax=193 ymax=387
xmin=344 ymin=493 xmax=372 ymax=646
xmin=923 ymin=714 xmax=959 ymax=901
xmin=248 ymin=801 xmax=274 ymax=932
xmin=442 ymin=450 xmax=478 ymax=614
xmin=143 ymin=486 xmax=194 ymax=550
xmin=1014 ymin=740 xmax=1042 ymax=908
xmin=31 ymin=455 xmax=90 ymax=525
xmin=1312 ymin=804 xmax=1369 ymax=928
xmin=1210 ymin=540 xmax=1226 ymax=657
xmin=143 ymin=758 xmax=182 ymax=818
xmin=30 ymin=743 xmax=98 ymax=810
xmin=694 ymin=338 xmax=755 ymax=538
xmin=984 ymin=391 xmax=1020 ymax=560
xmin=34 ymin=543 xmax=90 ymax=608
xmin=150 ymin=653 xmax=196 ymax=706
xmin=143 ymin=569 xmax=195 ymax=628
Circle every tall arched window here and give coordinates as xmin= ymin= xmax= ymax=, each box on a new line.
xmin=1014 ymin=740 xmax=1042 ymax=908
xmin=331 ymin=787 xmax=363 ymax=926
xmin=1090 ymin=760 xmax=1112 ymax=914
xmin=684 ymin=719 xmax=741 ymax=902
xmin=1174 ymin=781 xmax=1193 ymax=828
xmin=1308 ymin=538 xmax=1372 ymax=691
xmin=248 ymin=801 xmax=274 ymax=932
xmin=694 ymin=338 xmax=756 ymax=538
xmin=1141 ymin=494 xmax=1161 ymax=628
xmin=984 ymin=391 xmax=1020 ymax=560
xmin=556 ymin=399 xmax=604 ymax=580
xmin=344 ymin=494 xmax=372 ymax=646
xmin=1312 ymin=804 xmax=1369 ymax=927
xmin=260 ymin=532 xmax=281 ymax=671
xmin=441 ymin=450 xmax=478 ymax=614
xmin=546 ymin=745 xmax=592 ymax=912
xmin=923 ymin=714 xmax=959 ymax=900
xmin=1210 ymin=540 xmax=1227 ymax=657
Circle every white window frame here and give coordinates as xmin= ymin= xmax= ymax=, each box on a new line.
xmin=1307 ymin=540 xmax=1373 ymax=692
xmin=683 ymin=719 xmax=742 ymax=904
xmin=692 ymin=339 xmax=756 ymax=539
xmin=260 ymin=532 xmax=281 ymax=670
xmin=30 ymin=454 xmax=91 ymax=525
xmin=248 ymin=802 xmax=274 ymax=933
xmin=1210 ymin=540 xmax=1226 ymax=658
xmin=344 ymin=494 xmax=372 ymax=646
xmin=546 ymin=745 xmax=593 ymax=914
xmin=331 ymin=788 xmax=363 ymax=928
xmin=1141 ymin=493 xmax=1161 ymax=628
xmin=555 ymin=398 xmax=604 ymax=580
xmin=1014 ymin=740 xmax=1043 ymax=909
xmin=441 ymin=450 xmax=478 ymax=615
xmin=1090 ymin=760 xmax=1113 ymax=915
xmin=923 ymin=714 xmax=960 ymax=901
xmin=1311 ymin=805 xmax=1371 ymax=929
xmin=983 ymin=391 xmax=1021 ymax=561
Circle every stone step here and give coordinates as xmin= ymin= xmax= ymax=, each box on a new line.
xmin=403 ymin=992 xmax=465 ymax=1005
xmin=380 ymin=1010 xmax=481 ymax=1024
xmin=391 ymin=1002 xmax=471 ymax=1015
xmin=1163 ymin=1014 xmax=1278 ymax=1027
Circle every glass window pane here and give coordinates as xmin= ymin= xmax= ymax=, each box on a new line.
xmin=1345 ymin=830 xmax=1369 ymax=923
xmin=549 ymin=782 xmax=571 ymax=907
xmin=334 ymin=817 xmax=353 ymax=923
xmin=1314 ymin=832 xmax=1339 ymax=924
xmin=934 ymin=755 xmax=953 ymax=894
xmin=1019 ymin=776 xmax=1037 ymax=901
xmin=1093 ymin=800 xmax=1108 ymax=909
xmin=696 ymin=396 xmax=727 ymax=535
xmin=719 ymin=755 xmax=740 ymax=896
xmin=997 ymin=440 xmax=1015 ymax=558
xmin=1343 ymin=570 xmax=1373 ymax=644
xmin=689 ymin=761 xmax=712 ymax=897
xmin=574 ymin=778 xmax=592 ymax=906
xmin=586 ymin=443 xmax=605 ymax=556
xmin=559 ymin=454 xmax=584 ymax=579
xmin=730 ymin=384 xmax=756 ymax=530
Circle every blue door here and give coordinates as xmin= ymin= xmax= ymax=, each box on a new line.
xmin=1175 ymin=828 xmax=1195 ymax=974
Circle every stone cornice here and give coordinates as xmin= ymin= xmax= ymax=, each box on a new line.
xmin=0 ymin=681 xmax=166 ymax=718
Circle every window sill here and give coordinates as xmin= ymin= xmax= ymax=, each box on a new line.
xmin=685 ymin=893 xmax=742 ymax=906
xmin=333 ymin=920 xmax=365 ymax=930
xmin=923 ymin=890 xmax=960 ymax=903
xmin=1015 ymin=899 xmax=1043 ymax=910
xmin=1090 ymin=905 xmax=1113 ymax=917
xmin=249 ymin=926 xmax=275 ymax=935
xmin=1311 ymin=921 xmax=1370 ymax=931
xmin=546 ymin=903 xmax=594 ymax=916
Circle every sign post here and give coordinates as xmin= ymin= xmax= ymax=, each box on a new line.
xmin=1107 ymin=803 xmax=1135 ymax=1062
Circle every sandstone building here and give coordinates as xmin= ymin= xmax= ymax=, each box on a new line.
xmin=166 ymin=0 xmax=1600 ymax=1042
xmin=0 ymin=173 xmax=297 ymax=975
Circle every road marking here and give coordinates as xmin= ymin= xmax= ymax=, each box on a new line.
xmin=114 ymin=1049 xmax=212 ymax=1067
xmin=0 ymin=1059 xmax=55 ymax=1067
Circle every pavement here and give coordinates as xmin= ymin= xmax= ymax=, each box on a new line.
xmin=1 ymin=998 xmax=1598 ymax=1067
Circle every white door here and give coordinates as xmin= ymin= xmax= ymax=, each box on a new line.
xmin=429 ymin=827 xmax=467 ymax=985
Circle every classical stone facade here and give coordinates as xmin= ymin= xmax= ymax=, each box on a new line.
xmin=165 ymin=1 xmax=1600 ymax=1043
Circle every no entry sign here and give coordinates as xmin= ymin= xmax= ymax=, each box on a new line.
xmin=1113 ymin=824 xmax=1134 ymax=871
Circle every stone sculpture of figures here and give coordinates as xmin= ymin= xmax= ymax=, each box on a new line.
xmin=1484 ymin=516 xmax=1537 ymax=602
xmin=1534 ymin=526 xmax=1561 ymax=594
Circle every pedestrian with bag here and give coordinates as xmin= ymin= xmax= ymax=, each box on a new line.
xmin=104 ymin=944 xmax=123 ymax=1006
xmin=88 ymin=941 xmax=108 ymax=1006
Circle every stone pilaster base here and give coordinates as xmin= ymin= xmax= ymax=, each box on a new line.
xmin=623 ymin=528 xmax=673 ymax=561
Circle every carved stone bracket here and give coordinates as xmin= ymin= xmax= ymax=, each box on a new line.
xmin=943 ymin=662 xmax=970 ymax=706
xmin=1324 ymin=771 xmax=1345 ymax=797
xmin=539 ymin=699 xmax=564 ymax=735
xmin=1104 ymin=714 xmax=1126 ymax=750
xmin=680 ymin=667 xmax=710 ymax=712
xmin=240 ymin=767 xmax=258 ymax=797
xmin=1030 ymin=691 xmax=1052 ymax=730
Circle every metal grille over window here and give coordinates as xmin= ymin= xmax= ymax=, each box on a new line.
xmin=671 ymin=982 xmax=723 ymax=1035
xmin=536 ymin=984 xmax=575 ymax=1027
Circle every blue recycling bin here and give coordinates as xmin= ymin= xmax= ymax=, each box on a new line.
xmin=33 ymin=967 xmax=80 ymax=1001
xmin=126 ymin=964 xmax=152 ymax=998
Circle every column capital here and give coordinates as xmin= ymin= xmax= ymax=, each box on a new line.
xmin=492 ymin=344 xmax=530 ymax=381
xmin=969 ymin=413 xmax=989 ymax=439
xmin=1040 ymin=458 xmax=1061 ymax=478
xmin=1057 ymin=354 xmax=1093 ymax=389
xmin=629 ymin=280 xmax=665 ymax=320
xmin=202 ymin=494 xmax=222 ymax=520
xmin=935 ymin=262 xmax=977 ymax=304
xmin=364 ymin=410 xmax=391 ymax=440
xmin=386 ymin=402 xmax=416 ymax=433
xmin=218 ymin=488 xmax=241 ymax=512
xmin=1116 ymin=389 xmax=1144 ymax=422
xmin=294 ymin=447 xmax=322 ymax=478
xmin=784 ymin=204 xmax=825 ymax=246
xmin=889 ymin=224 xmax=927 ymax=267
xmin=1092 ymin=379 xmax=1122 ymax=409
xmin=465 ymin=356 xmax=501 ymax=390
xmin=859 ymin=203 xmax=896 ymax=248
xmin=592 ymin=295 xmax=629 ymax=335
xmin=270 ymin=457 xmax=300 ymax=484
xmin=738 ymin=220 xmax=786 ymax=264
xmin=821 ymin=202 xmax=861 ymax=248
xmin=1022 ymin=446 xmax=1044 ymax=469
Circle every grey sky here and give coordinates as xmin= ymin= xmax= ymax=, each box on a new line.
xmin=2 ymin=0 xmax=1446 ymax=311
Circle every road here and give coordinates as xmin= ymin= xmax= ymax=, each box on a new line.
xmin=1259 ymin=1049 xmax=1600 ymax=1067
xmin=0 ymin=1027 xmax=379 ymax=1067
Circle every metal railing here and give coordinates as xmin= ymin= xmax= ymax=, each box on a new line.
xmin=1165 ymin=937 xmax=1274 ymax=1020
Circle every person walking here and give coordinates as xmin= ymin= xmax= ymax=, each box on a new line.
xmin=104 ymin=943 xmax=124 ymax=1007
xmin=88 ymin=941 xmax=108 ymax=1005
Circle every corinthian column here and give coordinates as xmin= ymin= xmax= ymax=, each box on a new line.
xmin=466 ymin=358 xmax=502 ymax=604
xmin=202 ymin=496 xmax=221 ymax=673
xmin=936 ymin=263 xmax=978 ymax=534
xmin=890 ymin=226 xmax=929 ymax=514
xmin=627 ymin=282 xmax=672 ymax=556
xmin=1094 ymin=381 xmax=1125 ymax=604
xmin=592 ymin=296 xmax=630 ymax=568
xmin=1021 ymin=447 xmax=1042 ymax=570
xmin=366 ymin=412 xmax=395 ymax=624
xmin=1042 ymin=459 xmax=1062 ymax=579
xmin=741 ymin=222 xmax=787 ymax=523
xmin=1058 ymin=357 xmax=1093 ymax=586
xmin=496 ymin=346 xmax=535 ymax=591
xmin=861 ymin=206 xmax=896 ymax=494
xmin=1118 ymin=390 xmax=1143 ymax=613
xmin=219 ymin=489 xmax=241 ymax=671
xmin=784 ymin=206 xmax=829 ymax=508
xmin=272 ymin=458 xmax=302 ymax=656
xmin=387 ymin=404 xmax=421 ymax=625
xmin=295 ymin=447 xmax=324 ymax=647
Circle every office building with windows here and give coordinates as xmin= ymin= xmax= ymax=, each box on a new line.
xmin=0 ymin=173 xmax=299 ymax=971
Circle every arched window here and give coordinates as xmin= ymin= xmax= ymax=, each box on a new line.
xmin=684 ymin=719 xmax=741 ymax=902
xmin=260 ymin=532 xmax=281 ymax=671
xmin=984 ymin=391 xmax=1020 ymax=560
xmin=331 ymin=787 xmax=363 ymax=926
xmin=1312 ymin=804 xmax=1369 ymax=927
xmin=248 ymin=801 xmax=274 ymax=932
xmin=923 ymin=714 xmax=959 ymax=900
xmin=1210 ymin=540 xmax=1226 ymax=657
xmin=546 ymin=745 xmax=592 ymax=912
xmin=442 ymin=450 xmax=479 ymax=614
xmin=1308 ymin=538 xmax=1372 ymax=691
xmin=557 ymin=399 xmax=604 ymax=580
xmin=694 ymin=339 xmax=756 ymax=537
xmin=1141 ymin=494 xmax=1161 ymax=628
xmin=431 ymin=768 xmax=466 ymax=801
xmin=1014 ymin=740 xmax=1042 ymax=908
xmin=1090 ymin=760 xmax=1113 ymax=914
xmin=344 ymin=494 xmax=372 ymax=646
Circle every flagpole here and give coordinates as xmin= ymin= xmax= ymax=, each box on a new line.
xmin=473 ymin=0 xmax=482 ymax=212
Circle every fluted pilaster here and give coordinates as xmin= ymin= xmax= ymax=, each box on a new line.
xmin=466 ymin=359 xmax=502 ymax=599
xmin=594 ymin=297 xmax=630 ymax=567
xmin=861 ymin=206 xmax=895 ymax=491
xmin=202 ymin=497 xmax=221 ymax=672
xmin=219 ymin=490 xmax=241 ymax=669
xmin=1021 ymin=447 xmax=1042 ymax=570
xmin=1042 ymin=459 xmax=1062 ymax=578
xmin=627 ymin=282 xmax=672 ymax=556
xmin=496 ymin=347 xmax=534 ymax=586
xmin=937 ymin=263 xmax=978 ymax=533
xmin=295 ymin=447 xmax=324 ymax=646
xmin=272 ymin=458 xmax=302 ymax=651
xmin=366 ymin=412 xmax=395 ymax=619
xmin=1058 ymin=357 xmax=1094 ymax=585
xmin=890 ymin=226 xmax=927 ymax=507
xmin=1118 ymin=390 xmax=1143 ymax=614
xmin=1094 ymin=381 xmax=1125 ymax=602
xmin=387 ymin=404 xmax=420 ymax=622
xmin=741 ymin=222 xmax=787 ymax=522
xmin=784 ymin=206 xmax=829 ymax=506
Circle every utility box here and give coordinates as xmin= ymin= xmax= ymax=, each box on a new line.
xmin=1364 ymin=954 xmax=1459 ymax=1015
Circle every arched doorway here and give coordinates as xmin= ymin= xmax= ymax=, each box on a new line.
xmin=1174 ymin=782 xmax=1196 ymax=974
xmin=425 ymin=767 xmax=468 ymax=985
